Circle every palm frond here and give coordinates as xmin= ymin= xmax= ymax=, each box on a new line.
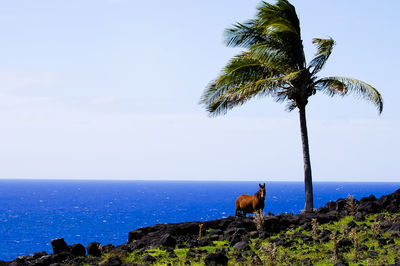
xmin=256 ymin=0 xmax=305 ymax=69
xmin=218 ymin=52 xmax=278 ymax=82
xmin=309 ymin=38 xmax=335 ymax=74
xmin=206 ymin=77 xmax=288 ymax=116
xmin=200 ymin=52 xmax=272 ymax=107
xmin=263 ymin=19 xmax=299 ymax=36
xmin=315 ymin=76 xmax=383 ymax=113
xmin=258 ymin=0 xmax=301 ymax=35
xmin=249 ymin=42 xmax=293 ymax=73
xmin=224 ymin=20 xmax=266 ymax=48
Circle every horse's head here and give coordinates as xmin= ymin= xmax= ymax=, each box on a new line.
xmin=258 ymin=183 xmax=266 ymax=199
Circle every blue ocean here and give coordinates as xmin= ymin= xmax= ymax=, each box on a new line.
xmin=0 ymin=180 xmax=399 ymax=261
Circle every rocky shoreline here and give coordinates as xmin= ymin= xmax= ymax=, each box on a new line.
xmin=1 ymin=188 xmax=399 ymax=265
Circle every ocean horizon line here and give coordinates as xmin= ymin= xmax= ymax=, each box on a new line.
xmin=0 ymin=177 xmax=399 ymax=183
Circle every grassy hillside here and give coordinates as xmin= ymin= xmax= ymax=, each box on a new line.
xmin=98 ymin=212 xmax=400 ymax=265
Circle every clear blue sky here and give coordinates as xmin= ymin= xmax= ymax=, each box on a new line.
xmin=0 ymin=0 xmax=399 ymax=181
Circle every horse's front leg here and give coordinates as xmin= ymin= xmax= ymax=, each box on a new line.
xmin=235 ymin=209 xmax=240 ymax=217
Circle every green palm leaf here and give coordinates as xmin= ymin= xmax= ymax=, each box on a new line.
xmin=309 ymin=38 xmax=335 ymax=74
xmin=200 ymin=52 xmax=273 ymax=107
xmin=206 ymin=77 xmax=288 ymax=116
xmin=257 ymin=0 xmax=305 ymax=68
xmin=224 ymin=20 xmax=265 ymax=48
xmin=316 ymin=77 xmax=383 ymax=113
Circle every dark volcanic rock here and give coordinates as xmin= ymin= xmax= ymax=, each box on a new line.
xmin=209 ymin=234 xmax=222 ymax=241
xmin=223 ymin=228 xmax=237 ymax=238
xmin=198 ymin=238 xmax=214 ymax=247
xmin=87 ymin=242 xmax=102 ymax=257
xmin=169 ymin=250 xmax=178 ymax=258
xmin=233 ymin=241 xmax=250 ymax=251
xmin=358 ymin=195 xmax=379 ymax=213
xmin=52 ymin=251 xmax=73 ymax=263
xmin=79 ymin=256 xmax=102 ymax=265
xmin=338 ymin=238 xmax=352 ymax=249
xmin=128 ymin=229 xmax=144 ymax=242
xmin=208 ymin=229 xmax=223 ymax=236
xmin=159 ymin=233 xmax=176 ymax=248
xmin=231 ymin=228 xmax=247 ymax=236
xmin=325 ymin=201 xmax=336 ymax=211
xmin=228 ymin=233 xmax=242 ymax=246
xmin=204 ymin=218 xmax=233 ymax=231
xmin=186 ymin=250 xmax=196 ymax=258
xmin=354 ymin=212 xmax=365 ymax=221
xmin=378 ymin=238 xmax=388 ymax=247
xmin=102 ymin=244 xmax=116 ymax=253
xmin=226 ymin=218 xmax=255 ymax=232
xmin=32 ymin=254 xmax=53 ymax=265
xmin=167 ymin=222 xmax=199 ymax=236
xmin=188 ymin=239 xmax=199 ymax=248
xmin=335 ymin=199 xmax=347 ymax=213
xmin=235 ymin=253 xmax=246 ymax=262
xmin=204 ymin=252 xmax=228 ymax=266
xmin=263 ymin=216 xmax=281 ymax=232
xmin=33 ymin=251 xmax=48 ymax=259
xmin=104 ymin=256 xmax=122 ymax=266
xmin=319 ymin=229 xmax=332 ymax=242
xmin=377 ymin=190 xmax=400 ymax=212
xmin=291 ymin=231 xmax=312 ymax=242
xmin=249 ymin=231 xmax=259 ymax=238
xmin=388 ymin=223 xmax=400 ymax=232
xmin=270 ymin=237 xmax=291 ymax=247
xmin=142 ymin=254 xmax=156 ymax=263
xmin=51 ymin=238 xmax=69 ymax=254
xmin=347 ymin=220 xmax=357 ymax=231
xmin=333 ymin=262 xmax=349 ymax=266
xmin=69 ymin=243 xmax=86 ymax=257
xmin=301 ymin=222 xmax=312 ymax=231
xmin=317 ymin=211 xmax=339 ymax=223
xmin=369 ymin=250 xmax=379 ymax=258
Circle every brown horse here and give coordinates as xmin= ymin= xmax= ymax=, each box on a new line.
xmin=235 ymin=183 xmax=266 ymax=216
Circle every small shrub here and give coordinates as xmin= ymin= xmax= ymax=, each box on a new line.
xmin=392 ymin=213 xmax=399 ymax=223
xmin=261 ymin=242 xmax=278 ymax=266
xmin=198 ymin=224 xmax=204 ymax=240
xmin=379 ymin=257 xmax=389 ymax=266
xmin=311 ymin=218 xmax=319 ymax=241
xmin=346 ymin=194 xmax=357 ymax=216
xmin=349 ymin=228 xmax=359 ymax=262
xmin=371 ymin=220 xmax=381 ymax=236
xmin=280 ymin=249 xmax=289 ymax=265
xmin=330 ymin=231 xmax=339 ymax=262
xmin=341 ymin=223 xmax=349 ymax=235
xmin=254 ymin=210 xmax=265 ymax=232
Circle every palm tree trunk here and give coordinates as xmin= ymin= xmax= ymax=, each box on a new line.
xmin=299 ymin=104 xmax=314 ymax=211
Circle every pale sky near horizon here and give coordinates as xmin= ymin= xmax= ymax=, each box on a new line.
xmin=0 ymin=0 xmax=399 ymax=182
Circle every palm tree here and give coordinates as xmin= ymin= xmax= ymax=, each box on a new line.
xmin=200 ymin=0 xmax=383 ymax=211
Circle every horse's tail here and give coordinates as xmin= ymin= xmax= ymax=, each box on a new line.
xmin=235 ymin=196 xmax=241 ymax=216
